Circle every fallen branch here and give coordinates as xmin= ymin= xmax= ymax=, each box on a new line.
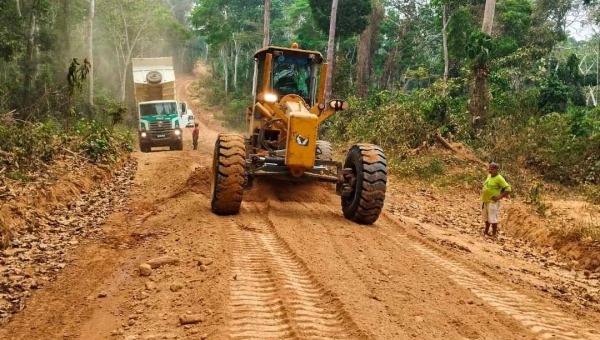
xmin=63 ymin=148 xmax=93 ymax=163
xmin=0 ymin=150 xmax=14 ymax=158
xmin=0 ymin=167 xmax=5 ymax=175
xmin=434 ymin=132 xmax=455 ymax=152
xmin=434 ymin=132 xmax=487 ymax=166
xmin=408 ymin=141 xmax=428 ymax=156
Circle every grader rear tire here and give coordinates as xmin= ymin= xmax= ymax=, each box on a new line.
xmin=316 ymin=140 xmax=333 ymax=161
xmin=211 ymin=133 xmax=246 ymax=215
xmin=341 ymin=144 xmax=387 ymax=224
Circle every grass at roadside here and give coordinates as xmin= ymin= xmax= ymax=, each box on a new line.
xmin=0 ymin=118 xmax=133 ymax=182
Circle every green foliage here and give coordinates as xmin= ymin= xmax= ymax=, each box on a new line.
xmin=538 ymin=73 xmax=569 ymax=114
xmin=525 ymin=182 xmax=550 ymax=215
xmin=390 ymin=156 xmax=445 ymax=180
xmin=189 ymin=0 xmax=600 ymax=196
xmin=309 ymin=0 xmax=372 ymax=39
xmin=0 ymin=118 xmax=133 ymax=179
xmin=467 ymin=31 xmax=494 ymax=68
xmin=220 ymin=95 xmax=252 ymax=131
xmin=0 ymin=120 xmax=63 ymax=170
xmin=585 ymin=185 xmax=600 ymax=204
xmin=497 ymin=0 xmax=532 ymax=46
xmin=326 ymin=79 xmax=468 ymax=155
xmin=74 ymin=120 xmax=132 ymax=163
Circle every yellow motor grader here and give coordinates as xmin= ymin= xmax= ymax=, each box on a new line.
xmin=210 ymin=43 xmax=387 ymax=224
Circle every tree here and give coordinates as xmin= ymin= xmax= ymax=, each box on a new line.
xmin=309 ymin=0 xmax=372 ymax=39
xmin=88 ymin=0 xmax=95 ymax=108
xmin=264 ymin=0 xmax=271 ymax=47
xmin=357 ymin=0 xmax=384 ymax=97
xmin=325 ymin=0 xmax=340 ymax=102
xmin=433 ymin=0 xmax=470 ymax=83
xmin=97 ymin=0 xmax=184 ymax=102
xmin=467 ymin=0 xmax=496 ymax=129
xmin=482 ymin=0 xmax=496 ymax=35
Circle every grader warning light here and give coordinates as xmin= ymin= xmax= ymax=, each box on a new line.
xmin=210 ymin=44 xmax=388 ymax=224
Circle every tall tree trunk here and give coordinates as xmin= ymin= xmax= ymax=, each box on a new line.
xmin=442 ymin=3 xmax=450 ymax=84
xmin=121 ymin=63 xmax=128 ymax=102
xmin=16 ymin=0 xmax=22 ymax=17
xmin=380 ymin=46 xmax=398 ymax=90
xmin=23 ymin=3 xmax=37 ymax=94
xmin=594 ymin=34 xmax=600 ymax=106
xmin=263 ymin=0 xmax=271 ymax=47
xmin=325 ymin=0 xmax=339 ymax=103
xmin=62 ymin=0 xmax=69 ymax=60
xmin=468 ymin=0 xmax=496 ymax=130
xmin=357 ymin=0 xmax=384 ymax=98
xmin=88 ymin=0 xmax=95 ymax=108
xmin=222 ymin=46 xmax=229 ymax=92
xmin=482 ymin=0 xmax=496 ymax=35
xmin=233 ymin=37 xmax=239 ymax=89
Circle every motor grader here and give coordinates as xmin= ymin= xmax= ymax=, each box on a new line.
xmin=210 ymin=43 xmax=387 ymax=224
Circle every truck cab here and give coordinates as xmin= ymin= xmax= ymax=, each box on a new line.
xmin=138 ymin=100 xmax=184 ymax=152
xmin=132 ymin=57 xmax=186 ymax=152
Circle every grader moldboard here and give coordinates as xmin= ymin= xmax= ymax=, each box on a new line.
xmin=210 ymin=43 xmax=387 ymax=224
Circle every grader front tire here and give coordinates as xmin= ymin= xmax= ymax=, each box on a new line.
xmin=341 ymin=144 xmax=387 ymax=225
xmin=316 ymin=140 xmax=333 ymax=161
xmin=210 ymin=133 xmax=246 ymax=215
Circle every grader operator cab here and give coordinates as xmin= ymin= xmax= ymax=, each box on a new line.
xmin=210 ymin=44 xmax=388 ymax=224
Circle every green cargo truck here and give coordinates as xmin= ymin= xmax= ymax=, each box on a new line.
xmin=133 ymin=57 xmax=194 ymax=152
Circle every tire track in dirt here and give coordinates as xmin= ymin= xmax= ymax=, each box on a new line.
xmin=229 ymin=219 xmax=294 ymax=339
xmin=228 ymin=205 xmax=365 ymax=340
xmin=378 ymin=214 xmax=600 ymax=340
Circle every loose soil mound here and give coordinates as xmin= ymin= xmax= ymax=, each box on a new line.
xmin=0 ymin=157 xmax=132 ymax=248
xmin=244 ymin=178 xmax=334 ymax=204
xmin=505 ymin=204 xmax=600 ymax=271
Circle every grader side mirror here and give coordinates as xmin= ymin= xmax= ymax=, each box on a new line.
xmin=329 ymin=100 xmax=349 ymax=111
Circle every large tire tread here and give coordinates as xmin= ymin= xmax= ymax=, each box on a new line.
xmin=316 ymin=140 xmax=333 ymax=161
xmin=211 ymin=133 xmax=246 ymax=215
xmin=342 ymin=144 xmax=387 ymax=225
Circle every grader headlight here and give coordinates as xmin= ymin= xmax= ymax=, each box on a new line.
xmin=264 ymin=93 xmax=278 ymax=103
xmin=329 ymin=100 xmax=349 ymax=111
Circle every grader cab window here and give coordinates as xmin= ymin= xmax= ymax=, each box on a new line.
xmin=272 ymin=56 xmax=314 ymax=103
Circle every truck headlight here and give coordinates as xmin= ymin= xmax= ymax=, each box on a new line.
xmin=141 ymin=132 xmax=147 ymax=138
xmin=174 ymin=130 xmax=181 ymax=136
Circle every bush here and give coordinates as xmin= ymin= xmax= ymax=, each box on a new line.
xmin=0 ymin=120 xmax=63 ymax=171
xmin=326 ymin=79 xmax=467 ymax=156
xmin=538 ymin=73 xmax=568 ymax=114
xmin=74 ymin=120 xmax=133 ymax=164
xmin=0 ymin=118 xmax=133 ymax=179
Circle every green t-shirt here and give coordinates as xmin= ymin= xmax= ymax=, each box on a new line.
xmin=481 ymin=174 xmax=512 ymax=203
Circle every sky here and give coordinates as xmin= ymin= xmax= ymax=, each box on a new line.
xmin=568 ymin=23 xmax=595 ymax=41
xmin=566 ymin=8 xmax=598 ymax=41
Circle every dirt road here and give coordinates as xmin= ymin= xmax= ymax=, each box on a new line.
xmin=1 ymin=74 xmax=599 ymax=340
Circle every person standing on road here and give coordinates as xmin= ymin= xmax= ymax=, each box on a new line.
xmin=481 ymin=162 xmax=512 ymax=237
xmin=192 ymin=123 xmax=200 ymax=150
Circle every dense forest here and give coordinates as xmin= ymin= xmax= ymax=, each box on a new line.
xmin=1 ymin=0 xmax=600 ymax=200
xmin=192 ymin=0 xmax=600 ymax=200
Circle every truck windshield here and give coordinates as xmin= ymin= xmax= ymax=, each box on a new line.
xmin=140 ymin=102 xmax=177 ymax=117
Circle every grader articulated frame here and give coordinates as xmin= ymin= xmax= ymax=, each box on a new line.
xmin=210 ymin=43 xmax=387 ymax=224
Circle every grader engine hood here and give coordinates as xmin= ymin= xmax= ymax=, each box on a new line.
xmin=283 ymin=101 xmax=318 ymax=177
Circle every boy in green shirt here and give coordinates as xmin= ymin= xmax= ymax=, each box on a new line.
xmin=481 ymin=162 xmax=512 ymax=237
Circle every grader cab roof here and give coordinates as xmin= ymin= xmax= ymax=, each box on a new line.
xmin=254 ymin=46 xmax=324 ymax=64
